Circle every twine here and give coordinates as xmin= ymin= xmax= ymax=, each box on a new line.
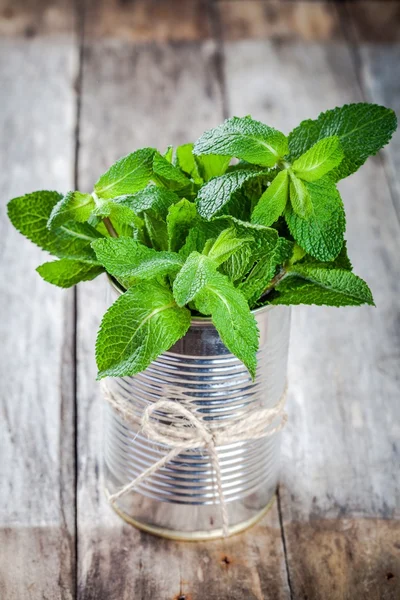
xmin=102 ymin=380 xmax=288 ymax=537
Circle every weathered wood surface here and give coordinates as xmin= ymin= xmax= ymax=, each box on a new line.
xmin=220 ymin=2 xmax=400 ymax=597
xmin=85 ymin=0 xmax=212 ymax=42
xmin=1 ymin=1 xmax=400 ymax=598
xmin=218 ymin=1 xmax=341 ymax=42
xmin=341 ymin=1 xmax=400 ymax=224
xmin=0 ymin=3 xmax=77 ymax=598
xmin=0 ymin=0 xmax=73 ymax=37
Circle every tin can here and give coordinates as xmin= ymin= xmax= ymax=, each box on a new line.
xmin=104 ymin=281 xmax=291 ymax=540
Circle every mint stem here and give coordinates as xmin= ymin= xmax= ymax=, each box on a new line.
xmin=92 ymin=190 xmax=118 ymax=238
xmin=262 ymin=268 xmax=287 ymax=297
xmin=103 ymin=217 xmax=118 ymax=238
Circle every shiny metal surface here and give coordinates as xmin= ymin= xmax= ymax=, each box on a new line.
xmin=104 ymin=281 xmax=291 ymax=539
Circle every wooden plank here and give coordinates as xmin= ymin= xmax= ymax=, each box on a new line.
xmin=344 ymin=1 xmax=400 ymax=43
xmin=0 ymin=8 xmax=77 ymax=599
xmin=85 ymin=0 xmax=212 ymax=42
xmin=218 ymin=1 xmax=340 ymax=42
xmin=220 ymin=11 xmax=400 ymax=598
xmin=76 ymin=18 xmax=290 ymax=600
xmin=341 ymin=2 xmax=400 ymax=228
xmin=0 ymin=0 xmax=73 ymax=37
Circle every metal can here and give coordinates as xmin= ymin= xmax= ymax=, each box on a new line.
xmin=104 ymin=281 xmax=291 ymax=540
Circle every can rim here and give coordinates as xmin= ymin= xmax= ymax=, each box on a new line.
xmin=107 ymin=274 xmax=274 ymax=325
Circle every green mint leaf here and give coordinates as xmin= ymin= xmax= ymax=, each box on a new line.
xmin=196 ymin=169 xmax=264 ymax=220
xmin=119 ymin=251 xmax=183 ymax=282
xmin=195 ymin=154 xmax=231 ymax=181
xmin=208 ymin=221 xmax=252 ymax=281
xmin=214 ymin=216 xmax=279 ymax=280
xmin=194 ymin=271 xmax=259 ymax=378
xmin=176 ymin=143 xmax=203 ymax=183
xmin=240 ymin=238 xmax=293 ymax=307
xmin=48 ymin=222 xmax=102 ymax=263
xmin=221 ymin=245 xmax=253 ymax=282
xmin=90 ymin=195 xmax=147 ymax=239
xmin=96 ymin=282 xmax=191 ymax=378
xmin=179 ymin=227 xmax=207 ymax=259
xmin=179 ymin=219 xmax=228 ymax=259
xmin=291 ymin=136 xmax=343 ymax=182
xmin=94 ymin=148 xmax=155 ymax=199
xmin=288 ymin=171 xmax=312 ymax=218
xmin=7 ymin=190 xmax=101 ymax=263
xmin=202 ymin=167 xmax=274 ymax=223
xmin=329 ymin=241 xmax=352 ymax=271
xmin=298 ymin=241 xmax=352 ymax=271
xmin=172 ymin=252 xmax=216 ymax=306
xmin=194 ymin=116 xmax=288 ymax=167
xmin=92 ymin=197 xmax=143 ymax=231
xmin=271 ymin=265 xmax=374 ymax=307
xmin=285 ymin=178 xmax=345 ymax=261
xmin=202 ymin=238 xmax=216 ymax=255
xmin=48 ymin=191 xmax=95 ymax=229
xmin=251 ymin=169 xmax=289 ymax=226
xmin=37 ymin=259 xmax=104 ymax=288
xmin=163 ymin=145 xmax=174 ymax=163
xmin=144 ymin=213 xmax=168 ymax=251
xmin=166 ymin=198 xmax=197 ymax=252
xmin=114 ymin=187 xmax=177 ymax=249
xmin=153 ymin=151 xmax=191 ymax=190
xmin=223 ymin=170 xmax=275 ymax=222
xmin=116 ymin=185 xmax=180 ymax=219
xmin=92 ymin=237 xmax=183 ymax=281
xmin=289 ymin=244 xmax=306 ymax=265
xmin=173 ymin=251 xmax=259 ymax=377
xmin=215 ymin=215 xmax=278 ymax=253
xmin=207 ymin=226 xmax=253 ymax=266
xmin=288 ymin=103 xmax=397 ymax=181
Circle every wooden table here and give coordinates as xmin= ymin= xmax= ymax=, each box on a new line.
xmin=1 ymin=1 xmax=399 ymax=598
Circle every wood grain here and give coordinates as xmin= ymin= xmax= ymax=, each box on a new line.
xmin=85 ymin=0 xmax=212 ymax=42
xmin=341 ymin=4 xmax=400 ymax=234
xmin=0 ymin=0 xmax=74 ymax=37
xmin=218 ymin=1 xmax=340 ymax=41
xmin=76 ymin=506 xmax=289 ymax=600
xmin=282 ymin=518 xmax=400 ymax=600
xmin=222 ymin=31 xmax=400 ymax=598
xmin=75 ymin=22 xmax=290 ymax=600
xmin=2 ymin=1 xmax=400 ymax=598
xmin=0 ymin=34 xmax=77 ymax=600
xmin=344 ymin=1 xmax=400 ymax=43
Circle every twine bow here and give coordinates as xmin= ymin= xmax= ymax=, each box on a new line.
xmin=102 ymin=381 xmax=287 ymax=537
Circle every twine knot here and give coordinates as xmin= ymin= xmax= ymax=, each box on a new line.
xmin=103 ymin=381 xmax=287 ymax=537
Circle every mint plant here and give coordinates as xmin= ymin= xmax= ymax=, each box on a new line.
xmin=8 ymin=103 xmax=397 ymax=379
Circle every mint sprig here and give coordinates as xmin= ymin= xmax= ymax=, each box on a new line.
xmin=92 ymin=237 xmax=183 ymax=283
xmin=288 ymin=103 xmax=397 ymax=181
xmin=251 ymin=170 xmax=289 ymax=227
xmin=94 ymin=148 xmax=156 ymax=198
xmin=291 ymin=136 xmax=344 ymax=182
xmin=196 ymin=167 xmax=264 ymax=219
xmin=95 ymin=282 xmax=191 ymax=378
xmin=270 ymin=264 xmax=374 ymax=307
xmin=37 ymin=259 xmax=104 ymax=288
xmin=48 ymin=191 xmax=95 ymax=229
xmin=7 ymin=191 xmax=101 ymax=264
xmin=285 ymin=178 xmax=346 ymax=261
xmin=194 ymin=116 xmax=288 ymax=167
xmin=173 ymin=252 xmax=259 ymax=377
xmin=8 ymin=103 xmax=396 ymax=379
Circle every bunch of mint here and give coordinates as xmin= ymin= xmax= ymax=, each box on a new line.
xmin=8 ymin=103 xmax=397 ymax=379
